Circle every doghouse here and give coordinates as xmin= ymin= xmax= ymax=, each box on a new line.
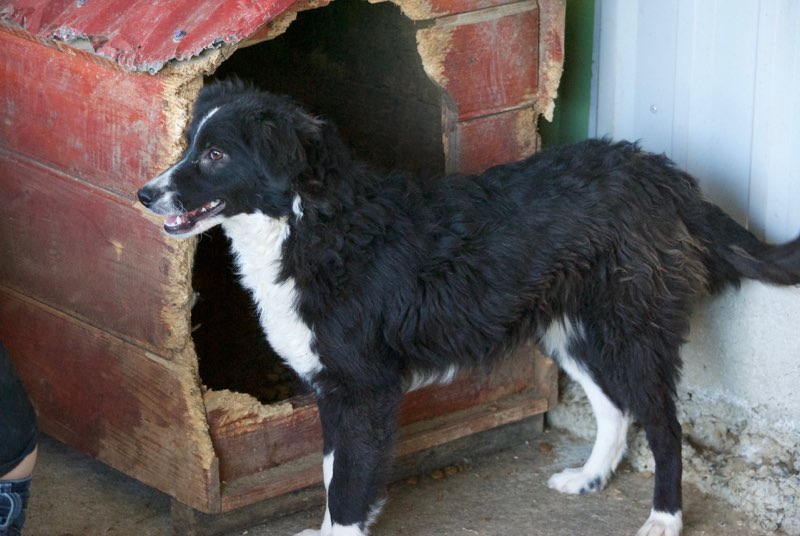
xmin=0 ymin=0 xmax=564 ymax=525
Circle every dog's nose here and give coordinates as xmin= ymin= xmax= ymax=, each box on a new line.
xmin=137 ymin=187 xmax=154 ymax=207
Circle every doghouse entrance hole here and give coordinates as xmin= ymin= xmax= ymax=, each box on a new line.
xmin=211 ymin=0 xmax=444 ymax=175
xmin=192 ymin=227 xmax=303 ymax=404
xmin=192 ymin=0 xmax=445 ymax=404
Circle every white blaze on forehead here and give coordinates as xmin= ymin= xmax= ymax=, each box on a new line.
xmin=179 ymin=105 xmax=221 ymax=164
xmin=140 ymin=106 xmax=222 ymax=197
xmin=137 ymin=105 xmax=226 ymax=222
xmin=192 ymin=106 xmax=221 ymax=148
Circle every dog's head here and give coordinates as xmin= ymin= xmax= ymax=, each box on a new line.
xmin=137 ymin=80 xmax=326 ymax=238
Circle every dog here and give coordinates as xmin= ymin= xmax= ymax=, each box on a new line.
xmin=137 ymin=80 xmax=800 ymax=536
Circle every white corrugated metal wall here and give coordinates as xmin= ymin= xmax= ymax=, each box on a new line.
xmin=589 ymin=0 xmax=800 ymax=420
xmin=592 ymin=0 xmax=800 ymax=243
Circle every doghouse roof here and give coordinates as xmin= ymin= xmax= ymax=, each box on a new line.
xmin=0 ymin=0 xmax=297 ymax=73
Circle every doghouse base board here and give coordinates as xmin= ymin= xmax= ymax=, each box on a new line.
xmin=172 ymin=415 xmax=545 ymax=536
xmin=202 ymin=347 xmax=557 ymax=513
xmin=220 ymin=389 xmax=548 ymax=512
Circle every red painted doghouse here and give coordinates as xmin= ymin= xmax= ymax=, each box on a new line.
xmin=0 ymin=0 xmax=564 ymax=521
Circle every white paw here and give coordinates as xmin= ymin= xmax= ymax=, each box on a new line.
xmin=293 ymin=524 xmax=364 ymax=536
xmin=636 ymin=510 xmax=682 ymax=536
xmin=547 ymin=467 xmax=606 ymax=495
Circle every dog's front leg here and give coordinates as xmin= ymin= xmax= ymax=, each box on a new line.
xmin=294 ymin=381 xmax=403 ymax=536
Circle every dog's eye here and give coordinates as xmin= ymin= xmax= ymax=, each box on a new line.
xmin=208 ymin=148 xmax=224 ymax=161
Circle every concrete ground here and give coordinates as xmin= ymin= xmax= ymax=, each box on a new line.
xmin=23 ymin=428 xmax=773 ymax=536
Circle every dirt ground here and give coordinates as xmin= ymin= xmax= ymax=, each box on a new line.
xmin=23 ymin=428 xmax=773 ymax=536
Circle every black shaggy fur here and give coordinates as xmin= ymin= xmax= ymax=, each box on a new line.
xmin=138 ymin=80 xmax=800 ymax=535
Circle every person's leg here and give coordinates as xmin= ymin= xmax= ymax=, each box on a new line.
xmin=0 ymin=450 xmax=37 ymax=483
xmin=0 ymin=342 xmax=38 ymax=536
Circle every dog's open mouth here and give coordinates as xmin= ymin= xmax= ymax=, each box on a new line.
xmin=164 ymin=200 xmax=225 ymax=235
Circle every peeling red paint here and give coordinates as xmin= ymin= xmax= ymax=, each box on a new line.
xmin=0 ymin=0 xmax=298 ymax=72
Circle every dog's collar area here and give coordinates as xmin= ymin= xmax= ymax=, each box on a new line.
xmin=164 ymin=199 xmax=225 ymax=234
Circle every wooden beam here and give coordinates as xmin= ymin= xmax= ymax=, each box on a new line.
xmin=0 ymin=287 xmax=220 ymax=512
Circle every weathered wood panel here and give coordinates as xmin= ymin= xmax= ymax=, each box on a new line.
xmin=417 ymin=2 xmax=539 ymax=122
xmin=447 ymin=106 xmax=540 ymax=174
xmin=0 ymin=149 xmax=194 ymax=352
xmin=0 ymin=287 xmax=219 ymax=512
xmin=0 ymin=27 xmax=172 ymax=196
xmin=1 ymin=0 xmax=297 ymax=73
xmin=205 ymin=392 xmax=323 ymax=484
xmin=217 ymin=390 xmax=546 ymax=512
xmin=383 ymin=0 xmax=522 ymax=20
xmin=397 ymin=346 xmax=538 ymax=425
xmin=535 ymin=0 xmax=566 ymax=122
xmin=396 ymin=391 xmax=548 ymax=458
xmin=206 ymin=347 xmax=546 ymax=495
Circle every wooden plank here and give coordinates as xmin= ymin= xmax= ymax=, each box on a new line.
xmin=373 ymin=0 xmax=523 ymax=20
xmin=218 ymin=390 xmax=547 ymax=511
xmin=449 ymin=106 xmax=540 ymax=174
xmin=0 ymin=286 xmax=220 ymax=513
xmin=0 ymin=27 xmax=173 ymax=196
xmin=205 ymin=391 xmax=323 ymax=484
xmin=427 ymin=0 xmax=528 ymax=18
xmin=536 ymin=0 xmax=566 ymax=122
xmin=1 ymin=0 xmax=298 ymax=73
xmin=396 ymin=391 xmax=548 ymax=457
xmin=221 ymin=452 xmax=323 ymax=512
xmin=205 ymin=349 xmax=535 ymax=480
xmin=532 ymin=343 xmax=559 ymax=410
xmin=0 ymin=149 xmax=195 ymax=352
xmin=241 ymin=0 xmax=334 ymax=46
xmin=417 ymin=3 xmax=539 ymax=122
xmin=171 ymin=484 xmax=327 ymax=536
xmin=397 ymin=344 xmax=538 ymax=426
xmin=206 ymin=345 xmax=543 ymax=497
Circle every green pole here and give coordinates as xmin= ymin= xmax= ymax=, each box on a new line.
xmin=539 ymin=0 xmax=596 ymax=146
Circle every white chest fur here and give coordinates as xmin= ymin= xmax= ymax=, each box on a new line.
xmin=222 ymin=213 xmax=322 ymax=381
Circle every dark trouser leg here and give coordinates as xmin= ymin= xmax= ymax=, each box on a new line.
xmin=0 ymin=342 xmax=38 ymax=536
xmin=0 ymin=478 xmax=31 ymax=536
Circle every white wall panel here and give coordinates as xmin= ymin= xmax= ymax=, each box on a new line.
xmin=591 ymin=0 xmax=800 ymax=423
xmin=593 ymin=0 xmax=800 ymax=240
xmin=747 ymin=0 xmax=800 ymax=242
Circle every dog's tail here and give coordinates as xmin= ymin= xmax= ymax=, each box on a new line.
xmin=693 ymin=201 xmax=800 ymax=291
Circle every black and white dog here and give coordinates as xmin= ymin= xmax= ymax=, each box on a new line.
xmin=137 ymin=80 xmax=800 ymax=536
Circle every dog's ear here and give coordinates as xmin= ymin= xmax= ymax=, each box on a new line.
xmin=248 ymin=103 xmax=320 ymax=170
xmin=291 ymin=108 xmax=325 ymax=145
xmin=296 ymin=114 xmax=350 ymax=181
xmin=292 ymin=113 xmax=353 ymax=221
xmin=285 ymin=107 xmax=326 ymax=172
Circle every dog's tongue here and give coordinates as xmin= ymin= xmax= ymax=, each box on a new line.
xmin=163 ymin=200 xmax=225 ymax=234
xmin=165 ymin=213 xmax=193 ymax=229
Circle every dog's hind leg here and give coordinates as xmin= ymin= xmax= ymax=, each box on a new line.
xmin=547 ymin=362 xmax=631 ymax=495
xmin=633 ymin=398 xmax=683 ymax=536
xmin=543 ymin=317 xmax=631 ymax=495
xmin=294 ymin=382 xmax=402 ymax=536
